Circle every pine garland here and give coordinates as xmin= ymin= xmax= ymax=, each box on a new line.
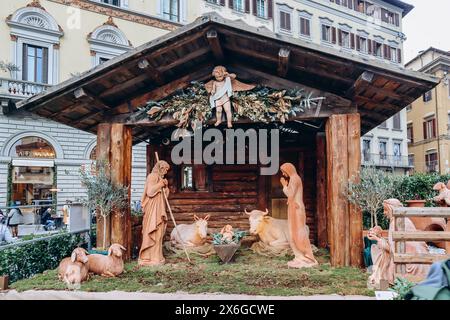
xmin=136 ymin=82 xmax=325 ymax=129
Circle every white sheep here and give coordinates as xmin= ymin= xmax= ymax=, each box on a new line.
xmin=88 ymin=243 xmax=126 ymax=277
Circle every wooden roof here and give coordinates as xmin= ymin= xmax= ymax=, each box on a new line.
xmin=14 ymin=13 xmax=438 ymax=144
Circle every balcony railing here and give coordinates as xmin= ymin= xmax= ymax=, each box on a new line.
xmin=0 ymin=78 xmax=50 ymax=100
xmin=362 ymin=153 xmax=412 ymax=168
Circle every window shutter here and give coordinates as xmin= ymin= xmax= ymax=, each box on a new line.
xmin=229 ymin=0 xmax=234 ymax=9
xmin=356 ymin=35 xmax=360 ymax=51
xmin=268 ymin=0 xmax=273 ymax=18
xmin=423 ymin=121 xmax=427 ymax=140
xmin=383 ymin=44 xmax=389 ymax=59
xmin=338 ymin=29 xmax=342 ymax=46
xmin=348 ymin=0 xmax=353 ymax=9
xmin=367 ymin=39 xmax=372 ymax=54
xmin=397 ymin=48 xmax=402 ymax=63
xmin=432 ymin=118 xmax=437 ymax=138
xmin=305 ymin=19 xmax=310 ymax=36
xmin=350 ymin=33 xmax=355 ymax=49
xmin=331 ymin=27 xmax=337 ymax=44
xmin=252 ymin=0 xmax=257 ymax=15
xmin=287 ymin=13 xmax=291 ymax=31
xmin=245 ymin=0 xmax=250 ymax=13
xmin=220 ymin=0 xmax=225 ymax=6
xmin=22 ymin=44 xmax=28 ymax=81
xmin=394 ymin=14 xmax=399 ymax=27
xmin=42 ymin=47 xmax=49 ymax=84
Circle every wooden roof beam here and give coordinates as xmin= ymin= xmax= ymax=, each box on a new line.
xmin=277 ymin=48 xmax=290 ymax=78
xmin=136 ymin=58 xmax=165 ymax=86
xmin=74 ymin=88 xmax=112 ymax=111
xmin=346 ymin=71 xmax=374 ymax=99
xmin=206 ymin=29 xmax=224 ymax=62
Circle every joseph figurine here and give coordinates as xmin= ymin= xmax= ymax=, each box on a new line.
xmin=280 ymin=163 xmax=318 ymax=269
xmin=138 ymin=160 xmax=170 ymax=266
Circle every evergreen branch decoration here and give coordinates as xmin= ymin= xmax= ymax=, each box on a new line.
xmin=135 ymin=82 xmax=325 ymax=129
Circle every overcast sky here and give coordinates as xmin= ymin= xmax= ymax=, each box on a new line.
xmin=402 ymin=0 xmax=450 ymax=63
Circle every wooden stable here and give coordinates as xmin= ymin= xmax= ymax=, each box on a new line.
xmin=14 ymin=13 xmax=438 ymax=267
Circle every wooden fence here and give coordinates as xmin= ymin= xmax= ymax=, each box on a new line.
xmin=393 ymin=207 xmax=450 ymax=280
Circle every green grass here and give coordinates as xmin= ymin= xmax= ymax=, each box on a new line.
xmin=11 ymin=248 xmax=374 ymax=296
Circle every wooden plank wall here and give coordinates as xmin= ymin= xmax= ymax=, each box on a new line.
xmin=138 ymin=144 xmax=318 ymax=244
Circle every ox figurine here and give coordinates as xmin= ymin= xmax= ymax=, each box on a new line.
xmin=170 ymin=214 xmax=210 ymax=247
xmin=245 ymin=209 xmax=291 ymax=248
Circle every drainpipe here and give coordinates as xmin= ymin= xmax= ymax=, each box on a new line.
xmin=435 ymin=85 xmax=442 ymax=173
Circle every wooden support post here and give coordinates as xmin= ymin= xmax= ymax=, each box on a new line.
xmin=96 ymin=123 xmax=132 ymax=260
xmin=347 ymin=113 xmax=363 ymax=267
xmin=96 ymin=123 xmax=112 ymax=249
xmin=326 ymin=114 xmax=362 ymax=267
xmin=206 ymin=29 xmax=224 ymax=62
xmin=316 ymin=133 xmax=328 ymax=249
xmin=277 ymin=48 xmax=290 ymax=77
xmin=110 ymin=124 xmax=132 ymax=260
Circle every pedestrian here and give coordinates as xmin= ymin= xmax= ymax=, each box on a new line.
xmin=1 ymin=210 xmax=15 ymax=243
xmin=7 ymin=203 xmax=23 ymax=238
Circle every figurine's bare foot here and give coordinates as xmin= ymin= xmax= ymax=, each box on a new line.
xmin=214 ymin=121 xmax=222 ymax=127
xmin=227 ymin=122 xmax=233 ymax=128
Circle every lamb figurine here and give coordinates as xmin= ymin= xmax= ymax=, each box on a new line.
xmin=88 ymin=243 xmax=126 ymax=277
xmin=58 ymin=247 xmax=90 ymax=289
xmin=433 ymin=182 xmax=450 ymax=206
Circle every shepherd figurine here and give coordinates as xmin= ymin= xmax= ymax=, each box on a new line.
xmin=205 ymin=66 xmax=255 ymax=128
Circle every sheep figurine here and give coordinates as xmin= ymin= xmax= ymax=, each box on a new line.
xmin=58 ymin=247 xmax=90 ymax=288
xmin=88 ymin=243 xmax=126 ymax=277
xmin=433 ymin=182 xmax=450 ymax=206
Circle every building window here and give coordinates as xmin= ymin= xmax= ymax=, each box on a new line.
xmin=10 ymin=137 xmax=56 ymax=159
xmin=448 ymin=113 xmax=450 ymax=134
xmin=393 ymin=142 xmax=401 ymax=161
xmin=392 ymin=113 xmax=401 ymax=130
xmin=425 ymin=153 xmax=438 ymax=173
xmin=379 ymin=141 xmax=387 ymax=160
xmin=390 ymin=46 xmax=398 ymax=62
xmin=338 ymin=30 xmax=350 ymax=48
xmin=163 ymin=0 xmax=180 ymax=21
xmin=362 ymin=140 xmax=371 ymax=162
xmin=373 ymin=41 xmax=383 ymax=57
xmin=407 ymin=124 xmax=414 ymax=143
xmin=23 ymin=44 xmax=48 ymax=84
xmin=423 ymin=118 xmax=437 ymax=140
xmin=423 ymin=90 xmax=433 ymax=102
xmin=408 ymin=154 xmax=414 ymax=167
xmin=233 ymin=0 xmax=244 ymax=12
xmin=379 ymin=120 xmax=388 ymax=129
xmin=181 ymin=165 xmax=194 ymax=190
xmin=88 ymin=23 xmax=132 ymax=67
xmin=279 ymin=11 xmax=291 ymax=31
xmin=300 ymin=17 xmax=311 ymax=37
xmin=100 ymin=0 xmax=121 ymax=6
xmin=321 ymin=25 xmax=331 ymax=42
xmin=256 ymin=0 xmax=267 ymax=18
xmin=357 ymin=36 xmax=368 ymax=53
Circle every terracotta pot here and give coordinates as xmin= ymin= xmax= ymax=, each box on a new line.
xmin=213 ymin=243 xmax=240 ymax=263
xmin=405 ymin=200 xmax=426 ymax=208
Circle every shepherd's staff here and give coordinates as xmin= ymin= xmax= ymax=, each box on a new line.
xmin=155 ymin=152 xmax=191 ymax=263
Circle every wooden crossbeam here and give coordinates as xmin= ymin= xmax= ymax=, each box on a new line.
xmin=392 ymin=231 xmax=450 ymax=241
xmin=277 ymin=48 xmax=290 ymax=77
xmin=394 ymin=253 xmax=450 ymax=264
xmin=206 ymin=29 xmax=224 ymax=62
xmin=158 ymin=46 xmax=211 ymax=73
xmin=393 ymin=207 xmax=450 ymax=218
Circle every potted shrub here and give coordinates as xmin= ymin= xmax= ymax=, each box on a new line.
xmin=79 ymin=161 xmax=129 ymax=252
xmin=212 ymin=226 xmax=246 ymax=264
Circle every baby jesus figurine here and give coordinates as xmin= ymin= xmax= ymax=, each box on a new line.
xmin=205 ymin=66 xmax=255 ymax=128
xmin=220 ymin=225 xmax=235 ymax=243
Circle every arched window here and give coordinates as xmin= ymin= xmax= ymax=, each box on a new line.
xmin=90 ymin=146 xmax=97 ymax=160
xmin=7 ymin=4 xmax=63 ymax=84
xmin=88 ymin=19 xmax=132 ymax=67
xmin=10 ymin=136 xmax=56 ymax=159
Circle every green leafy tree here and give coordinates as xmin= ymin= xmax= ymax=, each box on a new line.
xmin=347 ymin=166 xmax=399 ymax=228
xmin=79 ymin=161 xmax=129 ymax=249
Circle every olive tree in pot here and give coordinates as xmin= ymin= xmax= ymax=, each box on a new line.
xmin=79 ymin=161 xmax=129 ymax=250
xmin=347 ymin=166 xmax=398 ymax=229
